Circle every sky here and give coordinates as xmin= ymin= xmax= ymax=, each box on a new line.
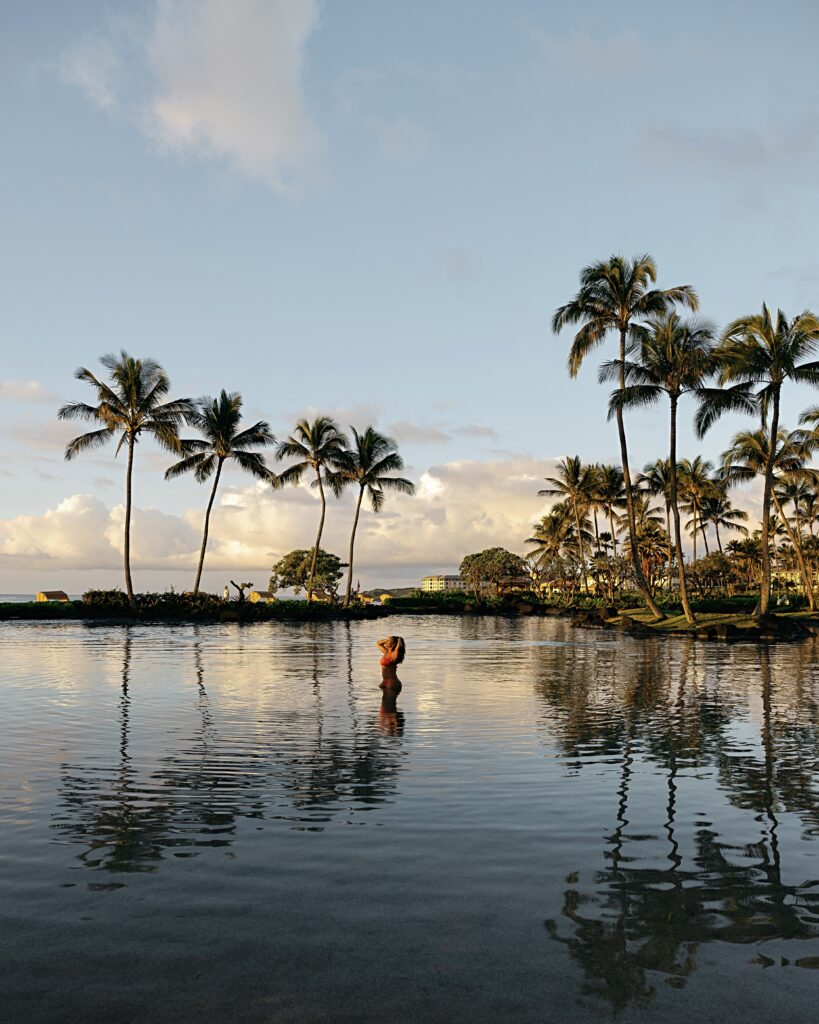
xmin=2 ymin=0 xmax=819 ymax=594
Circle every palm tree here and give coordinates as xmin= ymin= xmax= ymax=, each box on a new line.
xmin=276 ymin=416 xmax=349 ymax=601
xmin=553 ymin=254 xmax=698 ymax=619
xmin=699 ymin=486 xmax=748 ymax=553
xmin=639 ymin=459 xmax=675 ymax=595
xmin=678 ymin=456 xmax=716 ymax=563
xmin=539 ymin=456 xmax=597 ymax=593
xmin=338 ymin=427 xmax=414 ymax=608
xmin=594 ymin=464 xmax=626 ymax=556
xmin=58 ymin=352 xmax=191 ymax=607
xmin=698 ymin=305 xmax=819 ymax=615
xmin=721 ymin=428 xmax=817 ymax=611
xmin=608 ymin=312 xmax=715 ymax=623
xmin=165 ymin=391 xmax=278 ymax=594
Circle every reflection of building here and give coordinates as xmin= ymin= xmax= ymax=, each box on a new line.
xmin=420 ymin=575 xmax=466 ymax=592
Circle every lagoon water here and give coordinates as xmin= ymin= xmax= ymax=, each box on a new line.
xmin=1 ymin=617 xmax=818 ymax=1023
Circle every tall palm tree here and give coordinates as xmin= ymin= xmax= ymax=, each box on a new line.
xmin=721 ymin=428 xmax=817 ymax=611
xmin=553 ymin=254 xmax=698 ymax=619
xmin=338 ymin=427 xmax=414 ymax=608
xmin=608 ymin=312 xmax=715 ymax=623
xmin=58 ymin=352 xmax=191 ymax=607
xmin=697 ymin=305 xmax=819 ymax=615
xmin=539 ymin=456 xmax=597 ymax=593
xmin=165 ymin=391 xmax=278 ymax=594
xmin=276 ymin=416 xmax=349 ymax=602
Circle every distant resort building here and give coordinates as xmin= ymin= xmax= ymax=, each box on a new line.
xmin=420 ymin=575 xmax=466 ymax=592
xmin=248 ymin=591 xmax=277 ymax=603
xmin=35 ymin=591 xmax=70 ymax=603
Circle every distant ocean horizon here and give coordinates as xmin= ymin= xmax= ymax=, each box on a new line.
xmin=0 ymin=594 xmax=82 ymax=603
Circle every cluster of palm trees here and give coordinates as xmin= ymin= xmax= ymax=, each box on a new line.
xmin=58 ymin=353 xmax=414 ymax=608
xmin=549 ymin=254 xmax=819 ymax=622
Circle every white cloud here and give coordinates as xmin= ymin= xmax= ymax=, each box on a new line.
xmin=59 ymin=0 xmax=323 ymax=193
xmin=0 ymin=457 xmax=561 ymax=575
xmin=0 ymin=380 xmax=57 ymax=404
xmin=388 ymin=421 xmax=451 ymax=445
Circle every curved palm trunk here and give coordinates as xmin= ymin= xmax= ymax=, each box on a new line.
xmin=193 ymin=458 xmax=223 ymax=595
xmin=618 ymin=328 xmax=664 ymax=619
xmin=770 ymin=490 xmax=815 ymax=611
xmin=669 ymin=397 xmax=695 ymax=624
xmin=344 ymin=485 xmax=365 ymax=609
xmin=757 ymin=389 xmax=780 ymax=617
xmin=124 ymin=434 xmax=136 ymax=608
xmin=692 ymin=511 xmax=698 ymax=564
xmin=715 ymin=522 xmax=723 ymax=553
xmin=702 ymin=518 xmax=710 ymax=556
xmin=307 ymin=468 xmax=326 ymax=602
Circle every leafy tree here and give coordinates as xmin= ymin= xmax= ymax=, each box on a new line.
xmin=58 ymin=351 xmax=191 ymax=607
xmin=276 ymin=417 xmax=349 ymax=601
xmin=165 ymin=390 xmax=277 ymax=593
xmin=269 ymin=548 xmax=347 ymax=600
xmin=459 ymin=547 xmax=526 ymax=600
xmin=698 ymin=305 xmax=819 ymax=615
xmin=336 ymin=426 xmax=414 ymax=608
xmin=553 ymin=254 xmax=697 ymax=619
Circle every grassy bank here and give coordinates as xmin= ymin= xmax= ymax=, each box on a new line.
xmin=2 ymin=591 xmax=816 ymax=641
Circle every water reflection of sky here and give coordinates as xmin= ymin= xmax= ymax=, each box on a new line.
xmin=1 ymin=618 xmax=818 ymax=1022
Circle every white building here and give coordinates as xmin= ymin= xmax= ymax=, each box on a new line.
xmin=420 ymin=575 xmax=466 ymax=592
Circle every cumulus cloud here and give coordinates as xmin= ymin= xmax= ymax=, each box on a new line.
xmin=59 ymin=0 xmax=323 ymax=193
xmin=0 ymin=380 xmax=57 ymax=404
xmin=0 ymin=457 xmax=561 ymax=575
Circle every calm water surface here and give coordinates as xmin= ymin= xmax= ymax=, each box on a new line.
xmin=1 ymin=617 xmax=818 ymax=1023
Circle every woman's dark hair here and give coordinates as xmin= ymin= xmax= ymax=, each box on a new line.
xmin=391 ymin=636 xmax=406 ymax=664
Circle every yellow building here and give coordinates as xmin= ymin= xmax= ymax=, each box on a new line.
xmin=36 ymin=591 xmax=70 ymax=603
xmin=248 ymin=591 xmax=277 ymax=603
xmin=420 ymin=575 xmax=465 ymax=592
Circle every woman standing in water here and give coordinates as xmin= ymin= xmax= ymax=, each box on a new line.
xmin=377 ymin=635 xmax=405 ymax=693
xmin=377 ymin=635 xmax=406 ymax=732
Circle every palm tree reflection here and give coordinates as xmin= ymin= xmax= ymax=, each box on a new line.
xmin=54 ymin=624 xmax=407 ymax=869
xmin=539 ymin=638 xmax=819 ymax=1010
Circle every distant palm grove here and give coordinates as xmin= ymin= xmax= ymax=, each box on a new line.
xmin=58 ymin=252 xmax=819 ymax=623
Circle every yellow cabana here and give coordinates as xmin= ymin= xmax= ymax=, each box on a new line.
xmin=248 ymin=591 xmax=277 ymax=603
xmin=36 ymin=591 xmax=70 ymax=603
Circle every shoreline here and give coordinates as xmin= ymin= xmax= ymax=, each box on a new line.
xmin=2 ymin=598 xmax=817 ymax=642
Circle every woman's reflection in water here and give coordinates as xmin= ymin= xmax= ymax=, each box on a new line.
xmin=377 ymin=635 xmax=406 ymax=736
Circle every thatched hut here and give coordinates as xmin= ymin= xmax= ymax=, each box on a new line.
xmin=36 ymin=591 xmax=70 ymax=603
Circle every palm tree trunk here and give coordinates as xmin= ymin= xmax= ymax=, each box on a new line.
xmin=573 ymin=498 xmax=589 ymax=595
xmin=124 ymin=433 xmax=136 ymax=608
xmin=608 ymin=507 xmax=617 ymax=557
xmin=344 ymin=485 xmax=365 ymax=608
xmin=771 ymin=491 xmax=815 ymax=611
xmin=758 ymin=389 xmax=780 ymax=617
xmin=791 ymin=502 xmax=814 ymax=609
xmin=665 ymin=502 xmax=672 ymax=593
xmin=702 ymin=519 xmax=710 ymax=556
xmin=692 ymin=511 xmax=698 ymax=563
xmin=715 ymin=522 xmax=723 ymax=553
xmin=193 ymin=459 xmax=223 ymax=594
xmin=307 ymin=468 xmax=326 ymax=602
xmin=669 ymin=397 xmax=695 ymax=624
xmin=618 ymin=328 xmax=664 ymax=619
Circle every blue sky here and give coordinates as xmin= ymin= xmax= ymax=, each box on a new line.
xmin=2 ymin=0 xmax=819 ymax=592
